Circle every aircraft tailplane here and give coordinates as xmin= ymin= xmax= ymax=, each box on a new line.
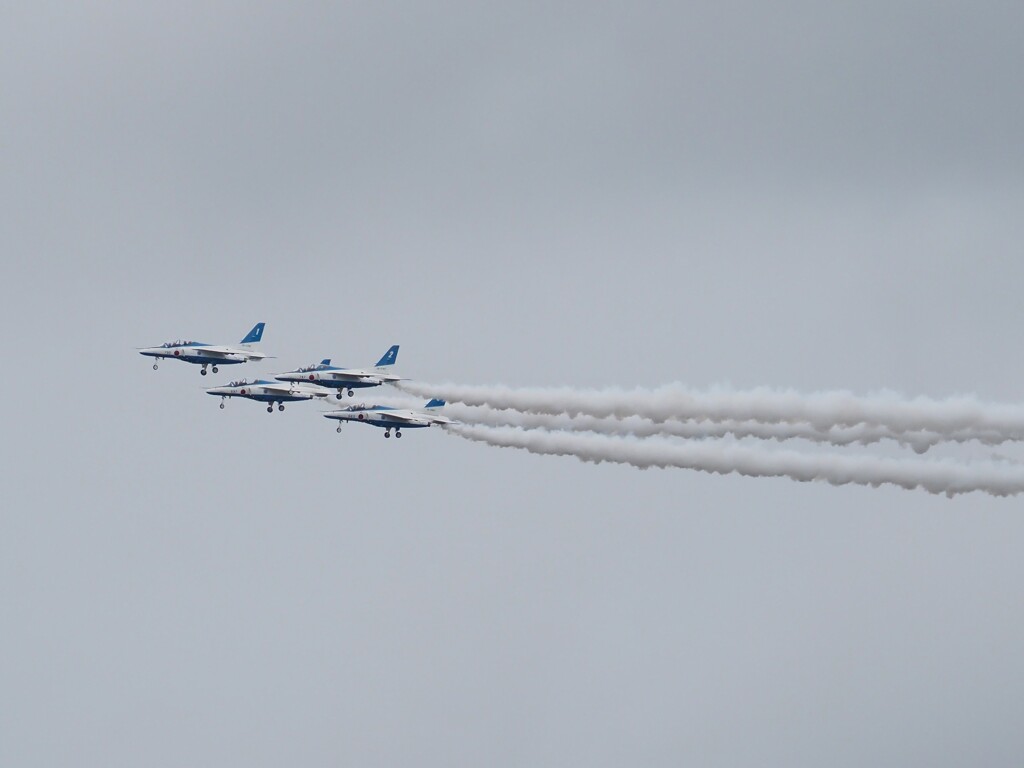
xmin=240 ymin=322 xmax=266 ymax=345
xmin=373 ymin=344 xmax=400 ymax=371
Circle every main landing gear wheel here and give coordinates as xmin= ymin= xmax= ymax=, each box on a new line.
xmin=336 ymin=426 xmax=342 ymax=433
xmin=267 ymin=405 xmax=273 ymax=413
xmin=336 ymin=393 xmax=343 ymax=400
xmin=152 ymin=363 xmax=158 ymax=370
xmin=212 ymin=366 xmax=219 ymax=373
xmin=278 ymin=404 xmax=285 ymax=412
xmin=395 ymin=430 xmax=402 ymax=438
xmin=348 ymin=389 xmax=354 ymax=397
xmin=384 ymin=430 xmax=391 ymax=438
xmin=219 ymin=402 xmax=225 ymax=410
xmin=201 ymin=368 xmax=208 ymax=376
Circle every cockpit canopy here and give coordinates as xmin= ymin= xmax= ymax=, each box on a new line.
xmin=296 ymin=362 xmax=329 ymax=372
xmin=161 ymin=339 xmax=196 ymax=347
xmin=228 ymin=379 xmax=254 ymax=388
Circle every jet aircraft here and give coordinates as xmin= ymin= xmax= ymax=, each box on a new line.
xmin=323 ymin=399 xmax=451 ymax=438
xmin=207 ymin=379 xmax=332 ymax=412
xmin=275 ymin=345 xmax=401 ymax=398
xmin=140 ymin=322 xmax=268 ymax=375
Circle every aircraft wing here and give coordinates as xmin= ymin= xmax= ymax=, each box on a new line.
xmin=261 ymin=382 xmax=329 ymax=395
xmin=379 ymin=410 xmax=451 ymax=426
xmin=194 ymin=346 xmax=244 ymax=358
xmin=321 ymin=370 xmax=401 ymax=383
xmin=375 ymin=411 xmax=428 ymax=425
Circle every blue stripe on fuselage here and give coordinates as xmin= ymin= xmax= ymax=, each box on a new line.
xmin=178 ymin=355 xmax=245 ymax=365
xmin=363 ymin=420 xmax=428 ymax=429
xmin=315 ymin=379 xmax=381 ymax=390
xmin=240 ymin=393 xmax=310 ymax=403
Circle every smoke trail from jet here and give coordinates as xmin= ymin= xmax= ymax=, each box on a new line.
xmin=441 ymin=403 xmax=960 ymax=452
xmin=443 ymin=424 xmax=1024 ymax=497
xmin=400 ymin=381 xmax=1024 ymax=441
xmin=441 ymin=404 xmax=1016 ymax=452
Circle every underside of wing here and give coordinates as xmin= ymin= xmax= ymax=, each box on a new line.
xmin=323 ymin=370 xmax=380 ymax=382
xmin=195 ymin=346 xmax=239 ymax=358
xmin=262 ymin=382 xmax=312 ymax=394
xmin=376 ymin=411 xmax=423 ymax=424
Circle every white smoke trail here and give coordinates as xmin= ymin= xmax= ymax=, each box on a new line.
xmin=442 ymin=403 xmax=954 ymax=452
xmin=444 ymin=424 xmax=1024 ymax=497
xmin=401 ymin=381 xmax=1024 ymax=440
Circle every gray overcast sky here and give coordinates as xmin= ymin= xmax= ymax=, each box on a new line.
xmin=3 ymin=3 xmax=1024 ymax=766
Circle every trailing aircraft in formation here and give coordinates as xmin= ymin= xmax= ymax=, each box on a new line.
xmin=139 ymin=322 xmax=268 ymax=375
xmin=323 ymin=399 xmax=452 ymax=438
xmin=274 ymin=345 xmax=401 ymax=398
xmin=206 ymin=379 xmax=332 ymax=412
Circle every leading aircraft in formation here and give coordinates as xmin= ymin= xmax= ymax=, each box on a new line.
xmin=273 ymin=345 xmax=401 ymax=398
xmin=139 ymin=322 xmax=268 ymax=375
xmin=323 ymin=399 xmax=451 ymax=438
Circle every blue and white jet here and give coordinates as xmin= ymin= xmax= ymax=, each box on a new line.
xmin=139 ymin=322 xmax=268 ymax=376
xmin=323 ymin=399 xmax=452 ymax=438
xmin=274 ymin=344 xmax=401 ymax=399
xmin=206 ymin=379 xmax=333 ymax=413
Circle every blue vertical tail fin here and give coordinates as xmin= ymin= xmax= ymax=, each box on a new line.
xmin=374 ymin=344 xmax=400 ymax=369
xmin=240 ymin=322 xmax=265 ymax=345
xmin=425 ymin=398 xmax=445 ymax=409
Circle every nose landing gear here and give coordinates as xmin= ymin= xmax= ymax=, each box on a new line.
xmin=152 ymin=363 xmax=159 ymax=370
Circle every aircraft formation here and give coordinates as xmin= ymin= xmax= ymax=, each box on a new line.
xmin=137 ymin=322 xmax=1024 ymax=498
xmin=139 ymin=322 xmax=451 ymax=438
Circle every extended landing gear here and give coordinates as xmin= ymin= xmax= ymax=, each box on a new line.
xmin=348 ymin=389 xmax=355 ymax=397
xmin=267 ymin=405 xmax=273 ymax=413
xmin=201 ymin=367 xmax=208 ymax=376
xmin=278 ymin=404 xmax=285 ymax=412
xmin=336 ymin=392 xmax=344 ymax=400
xmin=152 ymin=363 xmax=159 ymax=370
xmin=212 ymin=366 xmax=219 ymax=373
xmin=336 ymin=426 xmax=342 ymax=433
xmin=384 ymin=430 xmax=391 ymax=438
xmin=219 ymin=400 xmax=225 ymax=409
xmin=395 ymin=429 xmax=402 ymax=439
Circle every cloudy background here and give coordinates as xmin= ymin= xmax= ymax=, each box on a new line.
xmin=3 ymin=3 xmax=1024 ymax=765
